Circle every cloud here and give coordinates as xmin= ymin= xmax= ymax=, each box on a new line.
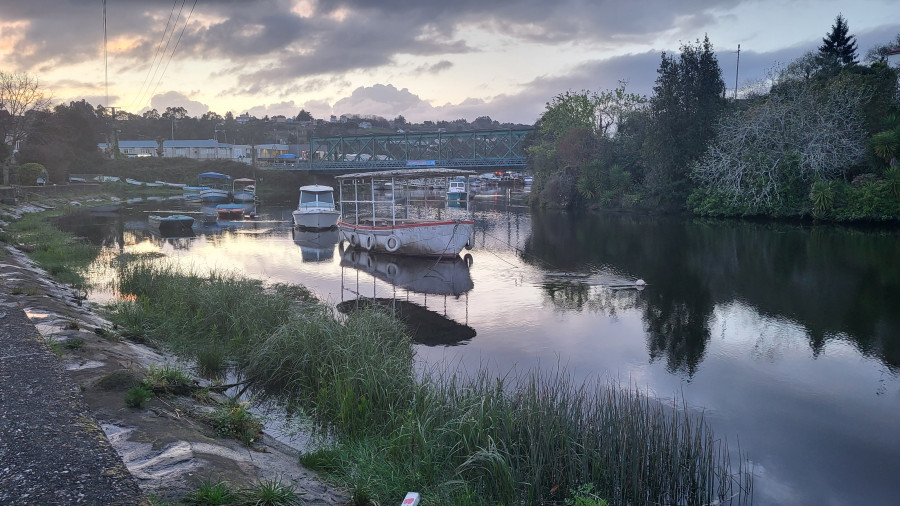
xmin=149 ymin=91 xmax=209 ymax=117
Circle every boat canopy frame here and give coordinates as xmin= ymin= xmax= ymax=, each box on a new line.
xmin=336 ymin=169 xmax=476 ymax=228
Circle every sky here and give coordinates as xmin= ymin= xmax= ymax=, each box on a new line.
xmin=0 ymin=0 xmax=897 ymax=125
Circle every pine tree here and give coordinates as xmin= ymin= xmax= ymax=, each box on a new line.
xmin=819 ymin=14 xmax=858 ymax=66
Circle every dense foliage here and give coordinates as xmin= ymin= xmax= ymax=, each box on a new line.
xmin=528 ymin=21 xmax=900 ymax=222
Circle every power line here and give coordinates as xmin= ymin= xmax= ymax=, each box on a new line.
xmin=127 ymin=0 xmax=181 ymax=112
xmin=147 ymin=0 xmax=198 ymax=110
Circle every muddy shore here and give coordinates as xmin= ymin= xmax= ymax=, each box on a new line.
xmin=0 ymin=200 xmax=350 ymax=504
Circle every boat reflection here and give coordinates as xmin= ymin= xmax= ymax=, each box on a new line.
xmin=339 ymin=249 xmax=474 ymax=296
xmin=338 ymin=249 xmax=476 ymax=346
xmin=292 ymin=227 xmax=339 ymax=262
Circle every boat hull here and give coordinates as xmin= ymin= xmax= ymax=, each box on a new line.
xmin=293 ymin=209 xmax=340 ymax=229
xmin=338 ymin=220 xmax=474 ymax=257
xmin=200 ymin=188 xmax=230 ymax=203
xmin=148 ymin=215 xmax=195 ymax=235
xmin=232 ymin=191 xmax=255 ymax=203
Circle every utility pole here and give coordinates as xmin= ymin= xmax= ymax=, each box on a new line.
xmin=108 ymin=106 xmax=119 ymax=159
xmin=734 ymin=44 xmax=741 ymax=100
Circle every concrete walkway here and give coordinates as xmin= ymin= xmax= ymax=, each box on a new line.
xmin=0 ymin=292 xmax=143 ymax=504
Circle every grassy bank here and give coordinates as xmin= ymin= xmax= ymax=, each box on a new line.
xmin=108 ymin=258 xmax=752 ymax=505
xmin=0 ymin=207 xmax=100 ymax=290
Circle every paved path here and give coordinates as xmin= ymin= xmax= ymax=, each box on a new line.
xmin=0 ymin=292 xmax=143 ymax=505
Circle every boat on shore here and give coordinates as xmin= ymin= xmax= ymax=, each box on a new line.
xmin=148 ymin=214 xmax=194 ymax=235
xmin=335 ymin=168 xmax=475 ymax=257
xmin=292 ymin=185 xmax=340 ymax=229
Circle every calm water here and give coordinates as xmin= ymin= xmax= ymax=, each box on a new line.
xmin=71 ymin=191 xmax=900 ymax=504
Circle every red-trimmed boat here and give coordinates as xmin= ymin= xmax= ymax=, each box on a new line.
xmin=335 ymin=169 xmax=475 ymax=257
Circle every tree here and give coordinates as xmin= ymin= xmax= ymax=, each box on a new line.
xmin=0 ymin=72 xmax=51 ymax=164
xmin=865 ymin=32 xmax=900 ymax=64
xmin=295 ymin=109 xmax=313 ymax=122
xmin=819 ymin=14 xmax=858 ymax=67
xmin=642 ymin=36 xmax=726 ymax=206
xmin=690 ymin=69 xmax=871 ymax=215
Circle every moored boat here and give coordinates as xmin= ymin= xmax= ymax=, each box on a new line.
xmin=197 ymin=172 xmax=231 ymax=202
xmin=232 ymin=178 xmax=256 ymax=203
xmin=215 ymin=203 xmax=245 ymax=220
xmin=336 ymin=168 xmax=475 ymax=257
xmin=148 ymin=214 xmax=194 ymax=235
xmin=292 ymin=185 xmax=340 ymax=229
xmin=446 ymin=178 xmax=468 ymax=201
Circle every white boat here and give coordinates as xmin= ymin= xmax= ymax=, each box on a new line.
xmin=125 ymin=178 xmax=144 ymax=186
xmin=292 ymin=185 xmax=340 ymax=229
xmin=335 ymin=168 xmax=475 ymax=257
xmin=197 ymin=172 xmax=231 ymax=203
xmin=446 ymin=178 xmax=468 ymax=201
xmin=232 ymin=178 xmax=256 ymax=203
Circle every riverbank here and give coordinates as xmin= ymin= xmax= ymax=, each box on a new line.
xmin=0 ymin=198 xmax=350 ymax=504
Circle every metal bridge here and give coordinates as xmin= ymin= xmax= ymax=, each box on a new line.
xmin=306 ymin=128 xmax=531 ymax=171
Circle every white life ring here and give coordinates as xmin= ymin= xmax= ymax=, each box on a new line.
xmin=360 ymin=234 xmax=375 ymax=250
xmin=349 ymin=232 xmax=359 ymax=247
xmin=384 ymin=234 xmax=401 ymax=253
xmin=385 ymin=262 xmax=399 ymax=278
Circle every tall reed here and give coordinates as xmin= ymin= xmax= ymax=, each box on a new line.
xmin=109 ymin=259 xmax=752 ymax=505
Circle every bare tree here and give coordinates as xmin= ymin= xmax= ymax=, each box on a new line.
xmin=0 ymin=71 xmax=51 ymax=164
xmin=692 ymin=70 xmax=870 ymax=211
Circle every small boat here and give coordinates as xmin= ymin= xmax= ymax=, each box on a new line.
xmin=446 ymin=178 xmax=468 ymax=201
xmin=144 ymin=181 xmax=164 ymax=187
xmin=125 ymin=178 xmax=144 ymax=186
xmin=292 ymin=185 xmax=340 ymax=229
xmin=232 ymin=178 xmax=256 ymax=203
xmin=160 ymin=181 xmax=187 ymax=188
xmin=148 ymin=214 xmax=194 ymax=235
xmin=87 ymin=203 xmax=123 ymax=213
xmin=215 ymin=203 xmax=245 ymax=220
xmin=197 ymin=172 xmax=232 ymax=202
xmin=336 ymin=169 xmax=475 ymax=257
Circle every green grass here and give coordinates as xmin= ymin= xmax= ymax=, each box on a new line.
xmin=1 ymin=207 xmax=100 ymax=291
xmin=125 ymin=386 xmax=153 ymax=408
xmin=208 ymin=401 xmax=264 ymax=446
xmin=144 ymin=364 xmax=195 ymax=396
xmin=107 ymin=259 xmax=753 ymax=505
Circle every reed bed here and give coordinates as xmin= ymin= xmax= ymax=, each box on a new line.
xmin=109 ymin=259 xmax=752 ymax=505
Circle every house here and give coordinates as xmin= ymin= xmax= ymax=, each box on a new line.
xmin=888 ymin=46 xmax=900 ymax=68
xmin=235 ymin=113 xmax=253 ymax=125
xmin=99 ymin=140 xmax=234 ymax=161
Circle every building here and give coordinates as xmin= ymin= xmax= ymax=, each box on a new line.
xmin=100 ymin=140 xmax=240 ymax=162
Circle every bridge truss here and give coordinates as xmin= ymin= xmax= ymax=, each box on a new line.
xmin=308 ymin=128 xmax=531 ymax=171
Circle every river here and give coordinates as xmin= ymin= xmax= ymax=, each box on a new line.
xmin=69 ymin=188 xmax=900 ymax=504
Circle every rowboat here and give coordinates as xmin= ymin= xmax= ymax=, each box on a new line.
xmin=148 ymin=214 xmax=194 ymax=235
xmin=292 ymin=185 xmax=340 ymax=229
xmin=215 ymin=203 xmax=245 ymax=220
xmin=335 ymin=169 xmax=475 ymax=257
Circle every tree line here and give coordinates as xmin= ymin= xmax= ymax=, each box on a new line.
xmin=527 ymin=16 xmax=900 ymax=222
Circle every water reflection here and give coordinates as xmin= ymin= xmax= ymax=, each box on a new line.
xmin=292 ymin=228 xmax=339 ymax=263
xmin=523 ymin=211 xmax=900 ymax=375
xmin=339 ymin=249 xmax=474 ymax=296
xmin=338 ymin=249 xmax=476 ymax=346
